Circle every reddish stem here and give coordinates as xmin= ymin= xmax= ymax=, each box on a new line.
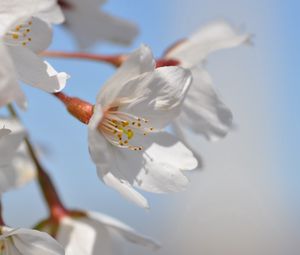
xmin=156 ymin=58 xmax=180 ymax=68
xmin=0 ymin=202 xmax=5 ymax=226
xmin=42 ymin=51 xmax=126 ymax=67
xmin=53 ymin=92 xmax=94 ymax=124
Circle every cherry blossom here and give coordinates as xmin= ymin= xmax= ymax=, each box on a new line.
xmin=0 ymin=0 xmax=68 ymax=108
xmin=88 ymin=45 xmax=198 ymax=208
xmin=164 ymin=21 xmax=250 ymax=151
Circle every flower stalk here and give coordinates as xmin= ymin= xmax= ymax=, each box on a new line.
xmin=53 ymin=92 xmax=94 ymax=124
xmin=7 ymin=104 xmax=68 ymax=221
xmin=0 ymin=201 xmax=5 ymax=226
xmin=42 ymin=51 xmax=126 ymax=67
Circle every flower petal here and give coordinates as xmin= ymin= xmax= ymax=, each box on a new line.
xmin=12 ymin=228 xmax=64 ymax=255
xmin=57 ymin=217 xmax=97 ymax=255
xmin=0 ymin=0 xmax=64 ymax=32
xmin=96 ymin=44 xmax=155 ymax=107
xmin=119 ymin=66 xmax=192 ymax=129
xmin=88 ymin=105 xmax=149 ymax=208
xmin=25 ymin=17 xmax=53 ymax=53
xmin=102 ymin=131 xmax=196 ymax=196
xmin=173 ymin=67 xmax=233 ymax=141
xmin=7 ymin=46 xmax=68 ymax=92
xmin=101 ymin=171 xmax=149 ymax=209
xmin=0 ymin=42 xmax=26 ymax=108
xmin=63 ymin=5 xmax=138 ymax=48
xmin=87 ymin=211 xmax=160 ymax=250
xmin=0 ymin=118 xmax=25 ymax=165
xmin=165 ymin=20 xmax=251 ymax=67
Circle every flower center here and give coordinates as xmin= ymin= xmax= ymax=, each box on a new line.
xmin=4 ymin=19 xmax=33 ymax=47
xmin=98 ymin=108 xmax=154 ymax=151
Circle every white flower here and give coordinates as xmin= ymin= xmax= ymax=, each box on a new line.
xmin=57 ymin=0 xmax=138 ymax=48
xmin=0 ymin=118 xmax=36 ymax=194
xmin=0 ymin=0 xmax=68 ymax=108
xmin=164 ymin=21 xmax=251 ymax=145
xmin=0 ymin=226 xmax=64 ymax=254
xmin=88 ymin=45 xmax=198 ymax=208
xmin=54 ymin=211 xmax=159 ymax=255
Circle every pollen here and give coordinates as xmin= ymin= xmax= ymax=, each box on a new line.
xmin=4 ymin=19 xmax=33 ymax=47
xmin=98 ymin=110 xmax=155 ymax=151
xmin=12 ymin=33 xmax=19 ymax=39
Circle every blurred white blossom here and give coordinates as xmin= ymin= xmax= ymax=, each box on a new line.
xmin=0 ymin=118 xmax=29 ymax=194
xmin=0 ymin=0 xmax=68 ymax=108
xmin=54 ymin=211 xmax=159 ymax=255
xmin=0 ymin=226 xmax=64 ymax=255
xmin=58 ymin=0 xmax=138 ymax=48
xmin=88 ymin=45 xmax=198 ymax=208
xmin=0 ymin=117 xmax=37 ymax=194
xmin=165 ymin=21 xmax=250 ymax=157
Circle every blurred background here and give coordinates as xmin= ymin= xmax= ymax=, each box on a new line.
xmin=3 ymin=0 xmax=300 ymax=254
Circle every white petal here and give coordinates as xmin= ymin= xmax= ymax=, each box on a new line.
xmin=173 ymin=67 xmax=233 ymax=141
xmin=101 ymin=131 xmax=196 ymax=196
xmin=88 ymin=106 xmax=149 ymax=208
xmin=96 ymin=45 xmax=155 ymax=107
xmin=87 ymin=211 xmax=160 ymax=250
xmin=166 ymin=20 xmax=251 ymax=67
xmin=25 ymin=17 xmax=53 ymax=53
xmin=8 ymin=46 xmax=68 ymax=92
xmin=8 ymin=142 xmax=37 ymax=187
xmin=35 ymin=1 xmax=65 ymax=24
xmin=12 ymin=228 xmax=64 ymax=255
xmin=57 ymin=217 xmax=97 ymax=255
xmin=0 ymin=0 xmax=64 ymax=31
xmin=0 ymin=42 xmax=26 ymax=108
xmin=0 ymin=119 xmax=27 ymax=194
xmin=62 ymin=3 xmax=138 ymax=48
xmin=0 ymin=128 xmax=11 ymax=139
xmin=0 ymin=118 xmax=25 ymax=165
xmin=119 ymin=66 xmax=192 ymax=129
xmin=142 ymin=132 xmax=198 ymax=171
xmin=101 ymin=171 xmax=149 ymax=209
xmin=87 ymin=106 xmax=111 ymax=169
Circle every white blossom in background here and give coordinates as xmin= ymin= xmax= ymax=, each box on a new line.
xmin=0 ymin=226 xmax=64 ymax=255
xmin=0 ymin=118 xmax=36 ymax=194
xmin=88 ymin=45 xmax=198 ymax=208
xmin=0 ymin=0 xmax=68 ymax=109
xmin=54 ymin=211 xmax=159 ymax=255
xmin=164 ymin=21 xmax=251 ymax=157
xmin=57 ymin=0 xmax=138 ymax=48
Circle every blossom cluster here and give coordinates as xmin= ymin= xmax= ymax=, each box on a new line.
xmin=0 ymin=0 xmax=250 ymax=254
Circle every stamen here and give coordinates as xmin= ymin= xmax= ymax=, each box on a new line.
xmin=98 ymin=110 xmax=155 ymax=151
xmin=4 ymin=19 xmax=33 ymax=47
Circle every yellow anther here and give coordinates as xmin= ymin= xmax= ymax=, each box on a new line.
xmin=121 ymin=121 xmax=129 ymax=127
xmin=28 ymin=38 xmax=32 ymax=41
xmin=132 ymin=121 xmax=135 ymax=125
xmin=150 ymin=127 xmax=154 ymax=131
xmin=26 ymin=29 xmax=30 ymax=33
xmin=137 ymin=123 xmax=141 ymax=127
xmin=22 ymin=42 xmax=26 ymax=46
xmin=127 ymin=129 xmax=134 ymax=139
xmin=12 ymin=33 xmax=19 ymax=39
